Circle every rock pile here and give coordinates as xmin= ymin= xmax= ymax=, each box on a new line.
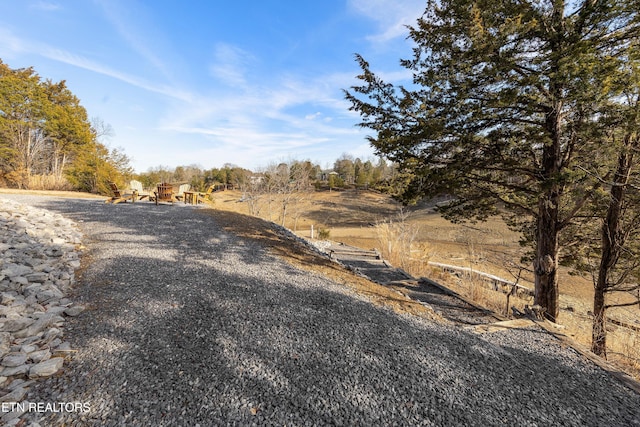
xmin=0 ymin=198 xmax=83 ymax=409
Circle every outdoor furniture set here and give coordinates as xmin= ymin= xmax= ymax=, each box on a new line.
xmin=105 ymin=181 xmax=215 ymax=205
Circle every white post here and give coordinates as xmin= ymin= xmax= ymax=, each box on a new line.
xmin=310 ymin=224 xmax=314 ymax=239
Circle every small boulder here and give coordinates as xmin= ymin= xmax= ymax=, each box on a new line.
xmin=64 ymin=305 xmax=85 ymax=317
xmin=1 ymin=353 xmax=27 ymax=368
xmin=28 ymin=357 xmax=64 ymax=378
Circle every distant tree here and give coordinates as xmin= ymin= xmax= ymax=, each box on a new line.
xmin=173 ymin=166 xmax=186 ymax=182
xmin=262 ymin=161 xmax=313 ymax=227
xmin=328 ymin=172 xmax=344 ymax=190
xmin=290 ymin=159 xmax=321 ymax=182
xmin=66 ymin=143 xmax=133 ymax=194
xmin=333 ymin=153 xmax=355 ymax=185
xmin=170 ymin=164 xmax=204 ymax=188
xmin=242 ymin=160 xmax=315 ymax=226
xmin=140 ymin=166 xmax=173 ymax=187
xmin=239 ymin=173 xmax=265 ymax=217
xmin=346 ymin=0 xmax=640 ymax=321
xmin=369 ymin=156 xmax=395 ymax=188
xmin=205 ymin=167 xmax=227 ymax=186
xmin=227 ymin=166 xmax=252 ymax=188
xmin=287 ymin=160 xmax=317 ymax=229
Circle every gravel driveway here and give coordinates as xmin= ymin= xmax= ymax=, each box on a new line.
xmin=3 ymin=195 xmax=640 ymax=426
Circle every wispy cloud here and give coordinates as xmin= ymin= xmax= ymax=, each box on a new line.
xmin=0 ymin=2 xmax=378 ymax=170
xmin=0 ymin=28 xmax=27 ymax=54
xmin=162 ymin=67 xmax=359 ymax=142
xmin=28 ymin=1 xmax=60 ymax=11
xmin=45 ymin=48 xmax=193 ymax=102
xmin=155 ymin=63 xmax=370 ymax=167
xmin=209 ymin=43 xmax=256 ymax=88
xmin=94 ymin=0 xmax=174 ymax=80
xmin=348 ymin=0 xmax=425 ymax=43
xmin=0 ymin=28 xmax=193 ymax=102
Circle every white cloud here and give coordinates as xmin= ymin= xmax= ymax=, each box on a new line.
xmin=29 ymin=1 xmax=60 ymax=11
xmin=0 ymin=28 xmax=27 ymax=55
xmin=44 ymin=47 xmax=193 ymax=102
xmin=209 ymin=43 xmax=256 ymax=88
xmin=0 ymin=28 xmax=194 ymax=102
xmin=305 ymin=112 xmax=322 ymax=120
xmin=0 ymin=23 xmax=193 ymax=101
xmin=348 ymin=0 xmax=425 ymax=43
xmin=154 ymin=64 xmax=371 ymax=169
xmin=94 ymin=0 xmax=173 ymax=79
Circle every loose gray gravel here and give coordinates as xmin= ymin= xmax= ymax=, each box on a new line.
xmin=2 ymin=194 xmax=640 ymax=426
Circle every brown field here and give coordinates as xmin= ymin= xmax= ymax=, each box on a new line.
xmin=211 ymin=188 xmax=640 ymax=379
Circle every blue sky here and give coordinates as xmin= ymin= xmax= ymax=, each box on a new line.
xmin=0 ymin=0 xmax=425 ymax=173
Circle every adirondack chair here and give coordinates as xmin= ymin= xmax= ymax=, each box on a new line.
xmin=105 ymin=182 xmax=135 ymax=204
xmin=182 ymin=184 xmax=216 ymax=204
xmin=129 ymin=180 xmax=150 ymax=201
xmin=198 ymin=184 xmax=216 ymax=202
xmin=173 ymin=183 xmax=190 ymax=202
xmin=154 ymin=183 xmax=175 ymax=205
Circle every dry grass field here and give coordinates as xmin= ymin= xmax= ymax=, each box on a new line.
xmin=210 ymin=188 xmax=640 ymax=379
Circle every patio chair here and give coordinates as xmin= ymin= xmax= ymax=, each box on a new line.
xmin=129 ymin=180 xmax=150 ymax=202
xmin=174 ymin=183 xmax=191 ymax=202
xmin=197 ymin=184 xmax=216 ymax=202
xmin=105 ymin=182 xmax=135 ymax=204
xmin=181 ymin=184 xmax=213 ymax=205
xmin=154 ymin=183 xmax=175 ymax=205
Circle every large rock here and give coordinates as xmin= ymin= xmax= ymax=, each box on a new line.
xmin=1 ymin=364 xmax=29 ymax=377
xmin=0 ymin=333 xmax=10 ymax=358
xmin=1 ymin=316 xmax=35 ymax=332
xmin=0 ymin=385 xmax=27 ymax=402
xmin=28 ymin=357 xmax=64 ymax=378
xmin=0 ymin=265 xmax=31 ymax=278
xmin=1 ymin=353 xmax=28 ymax=367
xmin=13 ymin=313 xmax=64 ymax=338
xmin=64 ymin=305 xmax=85 ymax=317
xmin=25 ymin=272 xmax=48 ymax=283
xmin=28 ymin=349 xmax=51 ymax=363
xmin=0 ymin=198 xmax=83 ymax=426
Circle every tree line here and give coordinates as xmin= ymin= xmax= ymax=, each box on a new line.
xmin=133 ymin=155 xmax=397 ymax=192
xmin=346 ymin=0 xmax=640 ymax=357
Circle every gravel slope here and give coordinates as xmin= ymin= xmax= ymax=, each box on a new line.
xmin=2 ymin=195 xmax=639 ymax=426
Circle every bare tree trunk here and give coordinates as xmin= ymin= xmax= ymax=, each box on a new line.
xmin=534 ymin=202 xmax=559 ymax=322
xmin=592 ymin=144 xmax=633 ymax=357
xmin=592 ymin=282 xmax=607 ymax=357
xmin=281 ymin=200 xmax=288 ymax=227
xmin=534 ymin=99 xmax=562 ymax=322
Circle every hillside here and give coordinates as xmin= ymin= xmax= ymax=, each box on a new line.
xmin=210 ymin=188 xmax=640 ymax=378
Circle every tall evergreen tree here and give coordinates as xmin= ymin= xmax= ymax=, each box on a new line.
xmin=346 ymin=0 xmax=640 ymax=321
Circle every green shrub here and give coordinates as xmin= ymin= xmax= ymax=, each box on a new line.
xmin=318 ymin=228 xmax=331 ymax=240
